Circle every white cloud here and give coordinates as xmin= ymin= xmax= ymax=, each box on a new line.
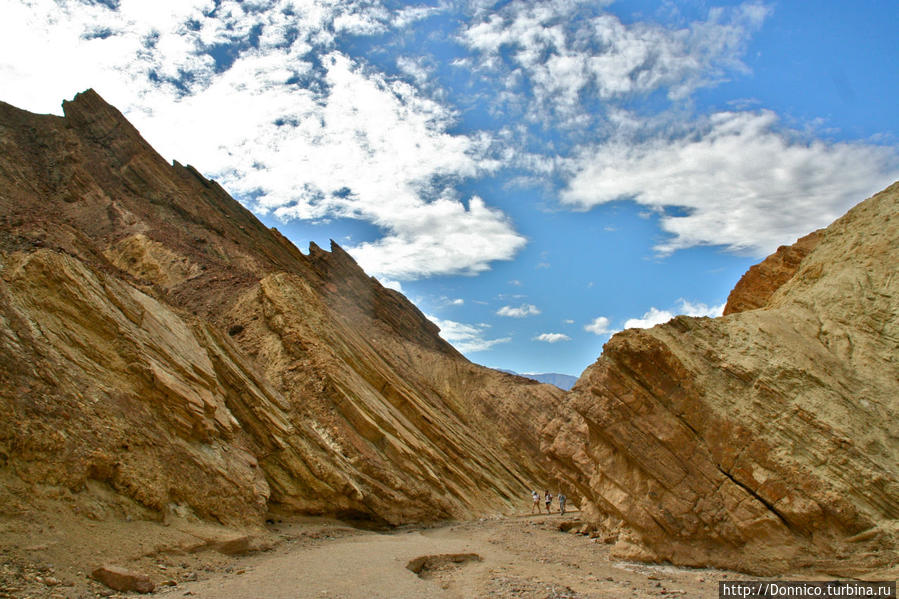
xmin=534 ymin=332 xmax=571 ymax=343
xmin=426 ymin=314 xmax=511 ymax=353
xmin=396 ymin=55 xmax=433 ymax=86
xmin=376 ymin=277 xmax=404 ymax=293
xmin=678 ymin=299 xmax=725 ymax=318
xmin=497 ymin=304 xmax=541 ymax=318
xmin=564 ymin=319 xmax=574 ymax=325
xmin=623 ymin=307 xmax=675 ymax=330
xmin=0 ymin=0 xmax=524 ymax=282
xmin=562 ymin=110 xmax=899 ymax=256
xmin=348 ymin=195 xmax=526 ymax=280
xmin=460 ymin=0 xmax=769 ymax=125
xmin=623 ymin=299 xmax=725 ymax=330
xmin=584 ymin=316 xmax=615 ymax=335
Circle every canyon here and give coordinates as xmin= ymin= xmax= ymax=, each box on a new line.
xmin=0 ymin=91 xmax=896 ymax=595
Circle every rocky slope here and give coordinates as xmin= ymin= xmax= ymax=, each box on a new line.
xmin=0 ymin=89 xmax=564 ymax=534
xmin=546 ymin=182 xmax=899 ymax=575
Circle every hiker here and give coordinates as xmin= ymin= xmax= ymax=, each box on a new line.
xmin=531 ymin=490 xmax=540 ymax=514
xmin=559 ymin=492 xmax=567 ymax=515
xmin=544 ymin=490 xmax=553 ymax=514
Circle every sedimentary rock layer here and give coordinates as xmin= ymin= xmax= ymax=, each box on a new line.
xmin=548 ymin=183 xmax=899 ymax=574
xmin=0 ymin=90 xmax=563 ymax=527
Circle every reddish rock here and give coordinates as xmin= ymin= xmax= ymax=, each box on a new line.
xmin=91 ymin=565 xmax=154 ymax=593
xmin=723 ymin=230 xmax=822 ymax=315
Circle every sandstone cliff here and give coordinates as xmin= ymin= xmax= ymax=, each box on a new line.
xmin=547 ymin=182 xmax=899 ymax=575
xmin=0 ymin=90 xmax=564 ymax=531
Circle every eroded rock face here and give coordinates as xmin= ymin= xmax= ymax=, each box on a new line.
xmin=0 ymin=90 xmax=563 ymax=527
xmin=723 ymin=230 xmax=822 ymax=315
xmin=548 ymin=183 xmax=899 ymax=575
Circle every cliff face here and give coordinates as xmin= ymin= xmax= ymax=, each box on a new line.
xmin=0 ymin=90 xmax=563 ymax=528
xmin=723 ymin=230 xmax=823 ymax=315
xmin=547 ymin=183 xmax=899 ymax=575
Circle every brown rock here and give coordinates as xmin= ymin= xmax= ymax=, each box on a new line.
xmin=548 ymin=182 xmax=899 ymax=575
xmin=0 ymin=89 xmax=563 ymax=533
xmin=91 ymin=565 xmax=154 ymax=593
xmin=214 ymin=535 xmax=254 ymax=555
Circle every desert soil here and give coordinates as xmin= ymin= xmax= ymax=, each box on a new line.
xmin=3 ymin=504 xmax=864 ymax=599
xmin=169 ymin=512 xmax=754 ymax=599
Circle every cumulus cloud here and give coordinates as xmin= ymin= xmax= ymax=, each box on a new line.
xmin=349 ymin=195 xmax=526 ymax=280
xmin=623 ymin=307 xmax=676 ymax=330
xmin=623 ymin=299 xmax=725 ymax=330
xmin=0 ymin=0 xmax=524 ymax=281
xmin=497 ymin=304 xmax=541 ymax=318
xmin=534 ymin=332 xmax=571 ymax=343
xmin=562 ymin=110 xmax=899 ymax=256
xmin=584 ymin=316 xmax=615 ymax=336
xmin=426 ymin=314 xmax=511 ymax=353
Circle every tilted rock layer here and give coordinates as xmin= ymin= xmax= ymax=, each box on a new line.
xmin=0 ymin=90 xmax=564 ymax=528
xmin=548 ymin=182 xmax=899 ymax=575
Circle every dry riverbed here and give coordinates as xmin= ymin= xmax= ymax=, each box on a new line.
xmin=164 ymin=512 xmax=752 ymax=598
xmin=4 ymin=505 xmax=887 ymax=599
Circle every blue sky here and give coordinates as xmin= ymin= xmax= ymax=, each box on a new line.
xmin=3 ymin=0 xmax=897 ymax=376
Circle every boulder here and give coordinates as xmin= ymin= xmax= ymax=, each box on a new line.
xmin=91 ymin=565 xmax=154 ymax=594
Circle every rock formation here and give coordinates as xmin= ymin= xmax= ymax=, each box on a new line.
xmin=0 ymin=90 xmax=564 ymax=531
xmin=723 ymin=229 xmax=822 ymax=315
xmin=547 ymin=182 xmax=899 ymax=574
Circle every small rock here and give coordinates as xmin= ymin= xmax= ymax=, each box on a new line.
xmin=91 ymin=565 xmax=155 ymax=594
xmin=43 ymin=576 xmax=62 ymax=586
xmin=215 ymin=536 xmax=253 ymax=555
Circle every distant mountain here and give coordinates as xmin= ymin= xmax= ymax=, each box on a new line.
xmin=499 ymin=370 xmax=578 ymax=390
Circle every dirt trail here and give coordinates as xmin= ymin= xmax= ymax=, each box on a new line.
xmin=164 ymin=513 xmax=736 ymax=598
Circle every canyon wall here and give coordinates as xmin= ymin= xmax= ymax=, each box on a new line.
xmin=0 ymin=90 xmax=563 ymax=528
xmin=547 ymin=182 xmax=899 ymax=574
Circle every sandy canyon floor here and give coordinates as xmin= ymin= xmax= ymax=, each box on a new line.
xmin=4 ymin=504 xmax=896 ymax=599
xmin=171 ymin=512 xmax=726 ymax=599
xmin=0 ymin=509 xmax=824 ymax=599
